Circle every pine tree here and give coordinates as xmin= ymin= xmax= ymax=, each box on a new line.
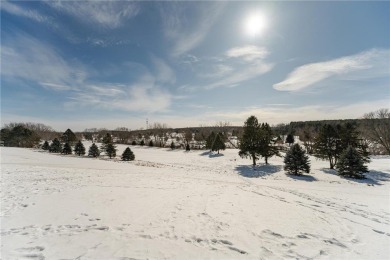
xmin=62 ymin=142 xmax=72 ymax=155
xmin=49 ymin=138 xmax=62 ymax=153
xmin=170 ymin=141 xmax=175 ymax=150
xmin=121 ymin=147 xmax=135 ymax=161
xmin=106 ymin=143 xmax=117 ymax=159
xmin=149 ymin=140 xmax=154 ymax=147
xmin=207 ymin=132 xmax=226 ymax=154
xmin=131 ymin=140 xmax=137 ymax=145
xmin=74 ymin=140 xmax=86 ymax=156
xmin=336 ymin=146 xmax=368 ymax=179
xmin=88 ymin=143 xmax=100 ymax=157
xmin=259 ymin=123 xmax=280 ymax=164
xmin=62 ymin=129 xmax=78 ymax=144
xmin=101 ymin=133 xmax=113 ymax=151
xmin=239 ymin=116 xmax=262 ymax=166
xmin=42 ymin=141 xmax=50 ymax=150
xmin=284 ymin=144 xmax=311 ymax=175
xmin=286 ymin=134 xmax=295 ymax=146
xmin=140 ymin=140 xmax=145 ymax=146
xmin=313 ymin=124 xmax=340 ymax=169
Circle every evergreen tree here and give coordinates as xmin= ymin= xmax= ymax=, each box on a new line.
xmin=121 ymin=147 xmax=135 ymax=161
xmin=62 ymin=129 xmax=77 ymax=144
xmin=101 ymin=133 xmax=113 ymax=151
xmin=1 ymin=125 xmax=40 ymax=148
xmin=286 ymin=134 xmax=295 ymax=146
xmin=62 ymin=142 xmax=72 ymax=155
xmin=149 ymin=140 xmax=154 ymax=147
xmin=42 ymin=140 xmax=50 ymax=150
xmin=140 ymin=139 xmax=145 ymax=146
xmin=336 ymin=146 xmax=368 ymax=179
xmin=239 ymin=116 xmax=262 ymax=166
xmin=74 ymin=140 xmax=86 ymax=156
xmin=131 ymin=140 xmax=137 ymax=145
xmin=170 ymin=141 xmax=175 ymax=150
xmin=284 ymin=144 xmax=311 ymax=175
xmin=49 ymin=138 xmax=62 ymax=153
xmin=106 ymin=143 xmax=117 ymax=159
xmin=313 ymin=124 xmax=340 ymax=169
xmin=207 ymin=132 xmax=226 ymax=154
xmin=206 ymin=132 xmax=216 ymax=150
xmin=259 ymin=123 xmax=280 ymax=164
xmin=88 ymin=143 xmax=100 ymax=157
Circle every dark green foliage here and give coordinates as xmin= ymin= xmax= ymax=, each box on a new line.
xmin=206 ymin=132 xmax=226 ymax=154
xmin=140 ymin=140 xmax=145 ymax=146
xmin=149 ymin=140 xmax=154 ymax=147
xmin=170 ymin=141 xmax=175 ymax=150
xmin=106 ymin=143 xmax=117 ymax=159
xmin=314 ymin=123 xmax=370 ymax=169
xmin=42 ymin=141 xmax=50 ymax=150
xmin=186 ymin=143 xmax=190 ymax=151
xmin=258 ymin=123 xmax=280 ymax=164
xmin=239 ymin=116 xmax=262 ymax=166
xmin=101 ymin=133 xmax=113 ymax=151
xmin=74 ymin=140 xmax=86 ymax=156
xmin=0 ymin=125 xmax=40 ymax=148
xmin=286 ymin=134 xmax=294 ymax=146
xmin=49 ymin=138 xmax=62 ymax=153
xmin=121 ymin=147 xmax=135 ymax=161
xmin=88 ymin=143 xmax=100 ymax=157
xmin=336 ymin=146 xmax=368 ymax=179
xmin=313 ymin=124 xmax=340 ymax=169
xmin=284 ymin=144 xmax=311 ymax=175
xmin=62 ymin=129 xmax=77 ymax=144
xmin=62 ymin=142 xmax=72 ymax=155
xmin=131 ymin=140 xmax=137 ymax=145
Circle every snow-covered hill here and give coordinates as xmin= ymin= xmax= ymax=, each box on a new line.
xmin=1 ymin=145 xmax=389 ymax=259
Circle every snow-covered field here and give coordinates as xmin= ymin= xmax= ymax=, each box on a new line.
xmin=1 ymin=144 xmax=390 ymax=259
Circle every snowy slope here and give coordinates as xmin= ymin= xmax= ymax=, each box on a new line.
xmin=1 ymin=145 xmax=389 ymax=259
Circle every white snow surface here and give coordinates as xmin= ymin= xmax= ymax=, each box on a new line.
xmin=1 ymin=143 xmax=390 ymax=259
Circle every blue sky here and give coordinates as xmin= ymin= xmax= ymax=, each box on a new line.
xmin=1 ymin=1 xmax=389 ymax=131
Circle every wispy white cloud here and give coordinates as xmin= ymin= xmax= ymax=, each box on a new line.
xmin=226 ymin=45 xmax=269 ymax=61
xmin=1 ymin=1 xmax=51 ymax=23
xmin=151 ymin=56 xmax=176 ymax=84
xmin=67 ymin=74 xmax=173 ymax=113
xmin=46 ymin=0 xmax=140 ymax=29
xmin=1 ymin=33 xmax=87 ymax=89
xmin=181 ymin=45 xmax=273 ymax=91
xmin=2 ymin=32 xmax=174 ymax=114
xmin=160 ymin=2 xmax=225 ymax=56
xmin=274 ymin=48 xmax=390 ymax=91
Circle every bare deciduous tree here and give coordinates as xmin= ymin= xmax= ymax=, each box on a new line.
xmin=362 ymin=108 xmax=390 ymax=155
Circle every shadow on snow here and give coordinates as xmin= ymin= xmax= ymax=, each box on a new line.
xmin=199 ymin=151 xmax=224 ymax=158
xmin=236 ymin=164 xmax=282 ymax=178
xmin=285 ymin=174 xmax=317 ymax=182
xmin=320 ymin=168 xmax=390 ymax=185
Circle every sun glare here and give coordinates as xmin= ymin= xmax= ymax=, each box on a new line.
xmin=244 ymin=12 xmax=268 ymax=37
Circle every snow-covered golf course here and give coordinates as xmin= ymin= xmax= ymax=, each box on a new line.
xmin=1 ymin=143 xmax=389 ymax=259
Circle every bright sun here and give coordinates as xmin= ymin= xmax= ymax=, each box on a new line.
xmin=244 ymin=12 xmax=268 ymax=37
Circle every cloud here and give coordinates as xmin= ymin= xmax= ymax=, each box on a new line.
xmin=274 ymin=48 xmax=390 ymax=91
xmin=1 ymin=32 xmax=87 ymax=89
xmin=151 ymin=56 xmax=176 ymax=84
xmin=1 ymin=1 xmax=51 ymax=23
xmin=226 ymin=46 xmax=269 ymax=61
xmin=160 ymin=2 xmax=225 ymax=56
xmin=67 ymin=74 xmax=173 ymax=113
xmin=46 ymin=1 xmax=140 ymax=29
xmin=181 ymin=45 xmax=273 ymax=91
